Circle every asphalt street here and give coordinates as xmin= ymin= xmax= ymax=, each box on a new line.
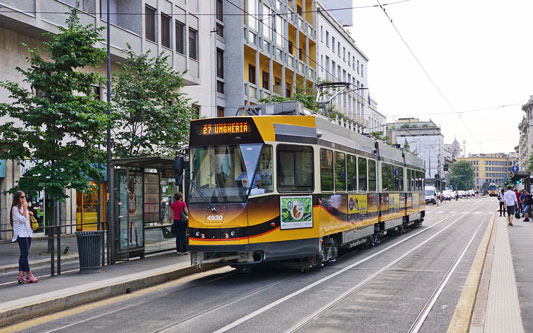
xmin=19 ymin=197 xmax=494 ymax=333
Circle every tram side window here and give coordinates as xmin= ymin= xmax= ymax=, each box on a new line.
xmin=251 ymin=145 xmax=273 ymax=195
xmin=347 ymin=155 xmax=356 ymax=191
xmin=388 ymin=164 xmax=395 ymax=191
xmin=381 ymin=163 xmax=389 ymax=192
xmin=335 ymin=152 xmax=346 ymax=192
xmin=358 ymin=157 xmax=367 ymax=191
xmin=368 ymin=159 xmax=376 ymax=192
xmin=320 ymin=149 xmax=334 ymax=191
xmin=408 ymin=169 xmax=413 ymax=191
xmin=396 ymin=167 xmax=404 ymax=191
xmin=277 ymin=145 xmax=314 ymax=192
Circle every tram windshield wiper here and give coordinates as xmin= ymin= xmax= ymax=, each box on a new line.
xmin=190 ymin=180 xmax=217 ymax=213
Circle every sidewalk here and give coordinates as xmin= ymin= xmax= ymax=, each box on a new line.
xmin=0 ymin=251 xmax=220 ymax=328
xmin=470 ymin=213 xmax=533 ymax=332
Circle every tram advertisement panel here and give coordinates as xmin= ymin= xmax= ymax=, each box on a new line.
xmin=413 ymin=193 xmax=420 ymax=209
xmin=348 ymin=194 xmax=367 ymax=216
xmin=280 ymin=195 xmax=313 ymax=230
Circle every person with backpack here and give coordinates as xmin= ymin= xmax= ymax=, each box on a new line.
xmin=498 ymin=189 xmax=506 ymax=217
xmin=171 ymin=192 xmax=189 ymax=255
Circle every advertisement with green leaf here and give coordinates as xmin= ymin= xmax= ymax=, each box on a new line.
xmin=280 ymin=196 xmax=313 ymax=230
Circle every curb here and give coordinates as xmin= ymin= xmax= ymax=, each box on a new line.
xmin=446 ymin=212 xmax=496 ymax=333
xmin=0 ymin=255 xmax=80 ymax=274
xmin=0 ymin=262 xmax=221 ymax=328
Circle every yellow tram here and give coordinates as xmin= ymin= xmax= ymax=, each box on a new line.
xmin=186 ymin=108 xmax=425 ymax=269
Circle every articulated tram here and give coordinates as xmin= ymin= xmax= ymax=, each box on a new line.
xmin=186 ymin=109 xmax=425 ymax=270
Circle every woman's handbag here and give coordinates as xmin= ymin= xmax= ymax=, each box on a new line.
xmin=180 ymin=201 xmax=188 ymax=223
xmin=30 ymin=215 xmax=39 ymax=231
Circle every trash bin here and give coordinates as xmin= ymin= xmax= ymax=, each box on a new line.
xmin=76 ymin=231 xmax=103 ymax=273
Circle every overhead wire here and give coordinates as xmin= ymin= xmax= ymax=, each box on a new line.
xmin=388 ymin=102 xmax=526 ymax=117
xmin=374 ymin=0 xmax=479 ymax=143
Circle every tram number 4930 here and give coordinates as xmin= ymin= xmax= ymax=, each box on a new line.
xmin=206 ymin=215 xmax=224 ymax=222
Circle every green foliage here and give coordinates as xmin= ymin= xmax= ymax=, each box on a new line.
xmin=0 ymin=8 xmax=112 ymax=200
xmin=111 ymin=45 xmax=199 ymax=157
xmin=449 ymin=161 xmax=475 ymax=190
xmin=370 ymin=131 xmax=392 ymax=145
xmin=259 ymin=80 xmax=319 ymax=112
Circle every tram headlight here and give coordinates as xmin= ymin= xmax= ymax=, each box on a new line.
xmin=230 ymin=231 xmax=236 ymax=237
xmin=195 ymin=231 xmax=200 ymax=237
xmin=224 ymin=233 xmax=229 ymax=239
xmin=201 ymin=233 xmax=205 ymax=239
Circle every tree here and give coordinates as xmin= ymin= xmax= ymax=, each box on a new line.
xmin=527 ymin=153 xmax=533 ymax=172
xmin=259 ymin=80 xmax=319 ymax=112
xmin=111 ymin=45 xmax=198 ymax=157
xmin=449 ymin=161 xmax=475 ymax=190
xmin=370 ymin=131 xmax=392 ymax=145
xmin=0 ymin=8 xmax=112 ymax=200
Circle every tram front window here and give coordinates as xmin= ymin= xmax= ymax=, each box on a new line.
xmin=190 ymin=144 xmax=263 ymax=203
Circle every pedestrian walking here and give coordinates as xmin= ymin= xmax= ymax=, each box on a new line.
xmin=504 ymin=186 xmax=518 ymax=226
xmin=523 ymin=191 xmax=532 ymax=222
xmin=171 ymin=192 xmax=189 ymax=255
xmin=498 ymin=189 xmax=506 ymax=217
xmin=515 ymin=189 xmax=522 ymax=218
xmin=10 ymin=191 xmax=38 ymax=284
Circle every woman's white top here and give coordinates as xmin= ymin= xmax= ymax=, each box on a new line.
xmin=11 ymin=206 xmax=32 ymax=242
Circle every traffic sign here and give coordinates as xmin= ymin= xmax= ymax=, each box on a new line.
xmin=512 ymin=166 xmax=519 ymax=172
xmin=504 ymin=177 xmax=508 ymax=181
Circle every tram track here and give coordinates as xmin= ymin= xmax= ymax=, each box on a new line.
xmin=212 ymin=200 xmax=487 ymax=333
xmin=20 ymin=200 xmax=490 ymax=333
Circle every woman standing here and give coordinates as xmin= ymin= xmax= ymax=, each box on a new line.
xmin=498 ymin=189 xmax=506 ymax=217
xmin=10 ymin=191 xmax=38 ymax=284
xmin=171 ymin=192 xmax=189 ymax=255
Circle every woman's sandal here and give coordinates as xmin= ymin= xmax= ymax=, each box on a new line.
xmin=17 ymin=274 xmax=29 ymax=284
xmin=27 ymin=272 xmax=39 ymax=283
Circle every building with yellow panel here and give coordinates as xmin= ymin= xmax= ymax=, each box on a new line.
xmin=456 ymin=153 xmax=518 ymax=189
xmin=220 ymin=0 xmax=317 ymax=116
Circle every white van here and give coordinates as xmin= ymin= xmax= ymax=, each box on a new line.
xmin=425 ymin=186 xmax=437 ymax=204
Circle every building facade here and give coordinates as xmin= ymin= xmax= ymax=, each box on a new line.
xmin=518 ymin=96 xmax=533 ymax=171
xmin=0 ymin=0 xmax=215 ymax=237
xmin=316 ymin=2 xmax=386 ymax=133
xmin=219 ymin=0 xmax=317 ymax=116
xmin=387 ymin=118 xmax=444 ymax=183
xmin=456 ymin=153 xmax=518 ymax=189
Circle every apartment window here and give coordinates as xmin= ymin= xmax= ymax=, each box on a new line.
xmin=262 ymin=4 xmax=272 ymax=41
xmin=321 ymin=25 xmax=323 ymax=42
xmin=216 ymin=23 xmax=224 ymax=37
xmin=332 ymin=61 xmax=336 ymax=76
xmin=297 ymin=5 xmax=302 ymax=15
xmin=217 ymin=106 xmax=225 ymax=117
xmin=286 ymin=84 xmax=291 ymax=97
xmin=262 ymin=71 xmax=269 ymax=89
xmin=189 ymin=28 xmax=198 ymax=60
xmin=325 ymin=56 xmax=330 ymax=72
xmin=320 ymin=55 xmax=323 ymax=71
xmin=288 ymin=41 xmax=294 ymax=55
xmin=249 ymin=64 xmax=256 ymax=84
xmin=216 ymin=0 xmax=223 ymax=21
xmin=216 ymin=48 xmax=224 ymax=79
xmin=343 ymin=47 xmax=346 ymax=61
xmin=145 ymin=6 xmax=156 ymax=42
xmin=161 ymin=14 xmax=171 ymax=48
xmin=348 ymin=52 xmax=351 ymax=65
xmin=175 ymin=22 xmax=185 ymax=54
xmin=361 ymin=63 xmax=364 ymax=77
xmin=332 ymin=37 xmax=335 ymax=52
xmin=326 ymin=31 xmax=329 ymax=47
xmin=352 ymin=56 xmax=355 ymax=69
xmin=357 ymin=60 xmax=360 ymax=74
xmin=337 ymin=42 xmax=340 ymax=57
xmin=217 ymin=81 xmax=225 ymax=94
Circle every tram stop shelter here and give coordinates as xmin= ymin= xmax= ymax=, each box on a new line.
xmin=108 ymin=157 xmax=182 ymax=263
xmin=511 ymin=171 xmax=531 ymax=192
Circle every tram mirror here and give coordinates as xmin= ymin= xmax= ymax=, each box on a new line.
xmin=174 ymin=156 xmax=185 ymax=186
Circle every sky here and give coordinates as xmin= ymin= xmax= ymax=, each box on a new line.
xmin=345 ymin=0 xmax=533 ymax=155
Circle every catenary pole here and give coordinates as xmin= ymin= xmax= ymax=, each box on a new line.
xmin=106 ymin=0 xmax=114 ymax=264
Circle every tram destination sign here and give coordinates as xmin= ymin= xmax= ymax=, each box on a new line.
xmin=197 ymin=121 xmax=251 ymax=136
